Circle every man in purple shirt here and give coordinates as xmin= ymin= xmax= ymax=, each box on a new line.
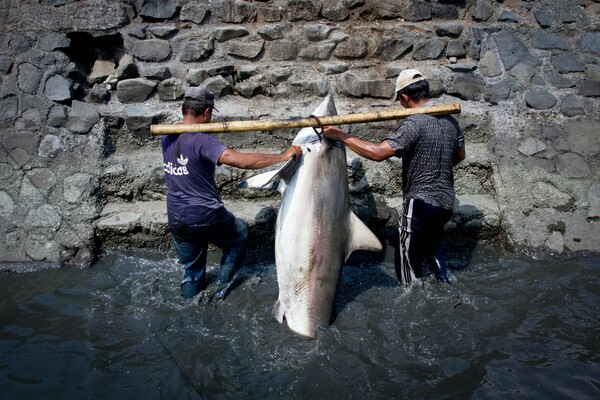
xmin=162 ymin=87 xmax=302 ymax=300
xmin=323 ymin=69 xmax=466 ymax=287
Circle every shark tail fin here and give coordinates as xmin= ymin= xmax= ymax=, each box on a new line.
xmin=345 ymin=211 xmax=383 ymax=261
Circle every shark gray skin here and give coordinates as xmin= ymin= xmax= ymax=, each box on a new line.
xmin=240 ymin=95 xmax=382 ymax=338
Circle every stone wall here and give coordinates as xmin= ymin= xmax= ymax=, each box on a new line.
xmin=0 ymin=0 xmax=598 ymax=270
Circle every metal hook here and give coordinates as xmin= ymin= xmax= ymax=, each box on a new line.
xmin=309 ymin=114 xmax=324 ymax=142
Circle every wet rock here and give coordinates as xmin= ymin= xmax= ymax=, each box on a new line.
xmin=140 ymin=0 xmax=179 ymax=20
xmin=547 ymin=74 xmax=575 ymax=89
xmin=447 ymin=74 xmax=484 ymax=101
xmin=580 ymin=32 xmax=600 ymax=54
xmin=552 ymin=53 xmax=584 ymax=74
xmin=556 ymin=153 xmax=590 ymax=178
xmin=532 ymin=182 xmax=572 ymax=209
xmin=560 ymin=95 xmax=585 ymax=117
xmin=44 ymin=74 xmax=73 ymax=102
xmin=479 ymin=50 xmax=502 ymax=77
xmin=498 ymin=10 xmax=518 ymax=23
xmin=25 ymin=234 xmax=59 ymax=261
xmin=299 ymin=42 xmax=337 ymax=60
xmin=412 ymin=38 xmax=445 ymax=60
xmin=256 ymin=5 xmax=282 ymax=22
xmin=122 ymin=105 xmax=156 ymax=138
xmin=235 ymin=75 xmax=269 ymax=98
xmin=305 ymin=24 xmax=334 ymax=42
xmin=63 ymin=173 xmax=93 ymax=203
xmin=131 ymin=39 xmax=171 ymax=62
xmin=588 ymin=183 xmax=600 ymax=218
xmin=578 ymin=80 xmax=600 ymax=97
xmin=285 ymin=0 xmax=320 ymax=22
xmin=484 ymin=79 xmax=511 ymax=104
xmin=337 ymin=71 xmax=393 ymax=99
xmin=545 ymin=231 xmax=565 ymax=253
xmin=525 ymin=90 xmax=557 ymax=110
xmin=157 ymin=78 xmax=184 ymax=101
xmin=446 ymin=40 xmax=466 ymax=58
xmin=186 ymin=68 xmax=208 ymax=85
xmin=316 ymin=62 xmax=349 ymax=75
xmin=214 ymin=27 xmax=249 ymax=42
xmin=0 ymin=96 xmax=19 ymax=121
xmin=139 ymin=65 xmax=171 ymax=80
xmin=435 ymin=23 xmax=463 ymax=37
xmin=67 ymin=101 xmax=100 ymax=134
xmin=559 ymin=7 xmax=577 ymax=24
xmin=0 ymin=190 xmax=15 ymax=218
xmin=47 ymin=105 xmax=68 ymax=128
xmin=534 ymin=9 xmax=552 ymax=28
xmin=0 ymin=55 xmax=12 ymax=74
xmin=268 ymin=68 xmax=293 ymax=85
xmin=334 ymin=37 xmax=368 ymax=59
xmin=201 ymin=75 xmax=232 ymax=98
xmin=518 ymin=137 xmax=547 ymax=156
xmin=269 ymin=41 xmax=298 ymax=61
xmin=116 ymin=78 xmax=156 ymax=103
xmin=115 ymin=54 xmax=139 ymax=80
xmin=212 ymin=0 xmax=256 ymax=23
xmin=446 ymin=63 xmax=477 ymax=72
xmin=374 ymin=37 xmax=414 ymax=61
xmin=180 ymin=2 xmax=209 ymax=24
xmin=37 ymin=32 xmax=70 ymax=51
xmin=511 ymin=63 xmax=536 ymax=88
xmin=18 ymin=63 xmax=42 ymax=95
xmin=431 ymin=4 xmax=458 ymax=19
xmin=495 ymin=31 xmax=539 ymax=69
xmin=227 ymin=40 xmax=265 ymax=59
xmin=147 ymin=26 xmax=177 ymax=39
xmin=322 ymin=0 xmax=350 ymax=22
xmin=531 ymin=30 xmax=568 ymax=50
xmin=180 ymin=38 xmax=214 ymax=62
xmin=472 ymin=0 xmax=493 ymax=22
xmin=88 ymin=59 xmax=116 ymax=84
xmin=557 ymin=118 xmax=600 ymax=156
xmin=258 ymin=24 xmax=291 ymax=41
xmin=38 ymin=134 xmax=63 ymax=158
xmin=129 ymin=26 xmax=147 ymax=39
xmin=588 ymin=65 xmax=600 ymax=81
xmin=400 ymin=0 xmax=431 ymax=22
xmin=26 ymin=205 xmax=61 ymax=229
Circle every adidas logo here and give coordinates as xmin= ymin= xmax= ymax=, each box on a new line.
xmin=177 ymin=154 xmax=188 ymax=166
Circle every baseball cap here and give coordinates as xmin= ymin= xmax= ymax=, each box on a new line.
xmin=393 ymin=69 xmax=426 ymax=101
xmin=184 ymin=87 xmax=218 ymax=111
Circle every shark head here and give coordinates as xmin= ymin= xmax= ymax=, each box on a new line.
xmin=291 ymin=95 xmax=338 ymax=146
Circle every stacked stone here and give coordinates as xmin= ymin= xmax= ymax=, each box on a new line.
xmin=0 ymin=0 xmax=598 ymax=269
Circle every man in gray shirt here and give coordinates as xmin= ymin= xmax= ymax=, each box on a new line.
xmin=322 ymin=69 xmax=465 ymax=286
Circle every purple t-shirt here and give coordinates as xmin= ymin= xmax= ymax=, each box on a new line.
xmin=162 ymin=132 xmax=227 ymax=222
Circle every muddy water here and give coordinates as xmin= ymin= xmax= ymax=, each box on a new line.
xmin=1 ymin=244 xmax=599 ymax=399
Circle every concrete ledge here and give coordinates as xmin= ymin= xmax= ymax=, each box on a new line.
xmin=95 ymin=194 xmax=503 ymax=251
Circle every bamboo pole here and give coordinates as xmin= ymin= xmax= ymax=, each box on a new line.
xmin=150 ymin=103 xmax=461 ymax=135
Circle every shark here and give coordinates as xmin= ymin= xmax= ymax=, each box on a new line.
xmin=240 ymin=94 xmax=382 ymax=337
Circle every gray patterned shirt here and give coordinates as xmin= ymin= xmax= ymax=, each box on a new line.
xmin=386 ymin=113 xmax=464 ymax=210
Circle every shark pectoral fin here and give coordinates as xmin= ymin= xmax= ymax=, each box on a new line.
xmin=345 ymin=211 xmax=383 ymax=261
xmin=276 ymin=156 xmax=301 ymax=184
xmin=272 ymin=299 xmax=286 ymax=323
xmin=239 ymin=157 xmax=301 ymax=191
xmin=239 ymin=170 xmax=280 ymax=190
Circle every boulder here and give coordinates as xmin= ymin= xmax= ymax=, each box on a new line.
xmin=67 ymin=101 xmax=100 ymax=134
xmin=524 ymin=90 xmax=557 ymax=110
xmin=116 ymin=78 xmax=157 ymax=103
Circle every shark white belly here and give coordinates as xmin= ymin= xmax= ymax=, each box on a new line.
xmin=241 ymin=95 xmax=382 ymax=337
